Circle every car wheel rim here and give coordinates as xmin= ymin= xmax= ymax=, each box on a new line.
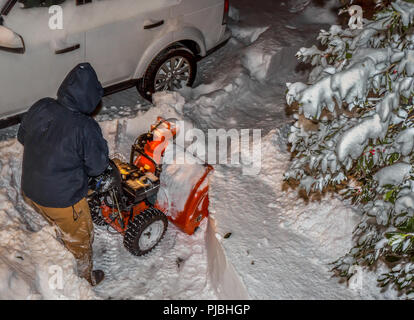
xmin=154 ymin=56 xmax=191 ymax=91
xmin=138 ymin=220 xmax=164 ymax=251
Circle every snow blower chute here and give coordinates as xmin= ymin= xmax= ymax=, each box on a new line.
xmin=87 ymin=118 xmax=213 ymax=256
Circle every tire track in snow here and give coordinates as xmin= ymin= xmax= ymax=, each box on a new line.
xmin=92 ymin=218 xmax=216 ymax=299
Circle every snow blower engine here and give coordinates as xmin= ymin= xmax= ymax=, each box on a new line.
xmin=87 ymin=118 xmax=213 ymax=256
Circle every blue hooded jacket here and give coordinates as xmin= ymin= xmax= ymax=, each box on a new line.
xmin=18 ymin=63 xmax=109 ymax=208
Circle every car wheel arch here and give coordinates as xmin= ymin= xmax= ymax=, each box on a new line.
xmin=133 ymin=27 xmax=206 ymax=79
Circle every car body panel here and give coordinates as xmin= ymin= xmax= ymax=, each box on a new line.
xmin=0 ymin=1 xmax=85 ymax=118
xmin=171 ymin=0 xmax=225 ymax=51
xmin=0 ymin=0 xmax=228 ymax=120
xmin=84 ymin=0 xmax=174 ymax=86
xmin=133 ymin=26 xmax=203 ymax=79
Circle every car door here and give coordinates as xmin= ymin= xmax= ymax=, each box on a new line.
xmin=0 ymin=0 xmax=85 ymax=118
xmin=83 ymin=0 xmax=173 ymax=87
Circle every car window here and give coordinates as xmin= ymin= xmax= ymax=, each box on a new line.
xmin=19 ymin=0 xmax=66 ymax=8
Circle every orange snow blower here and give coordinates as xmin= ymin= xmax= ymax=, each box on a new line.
xmin=87 ymin=118 xmax=213 ymax=256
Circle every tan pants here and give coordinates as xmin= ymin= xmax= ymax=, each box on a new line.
xmin=24 ymin=196 xmax=95 ymax=285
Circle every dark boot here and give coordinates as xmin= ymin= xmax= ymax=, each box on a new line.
xmin=91 ymin=270 xmax=105 ymax=286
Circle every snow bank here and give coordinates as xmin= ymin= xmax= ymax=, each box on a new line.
xmin=206 ymin=217 xmax=249 ymax=299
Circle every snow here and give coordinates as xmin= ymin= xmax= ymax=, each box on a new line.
xmin=335 ymin=75 xmax=414 ymax=164
xmin=374 ymin=163 xmax=412 ymax=187
xmin=0 ymin=0 xmax=400 ymax=300
xmin=392 ymin=0 xmax=414 ymax=27
xmin=181 ymin=0 xmax=397 ymax=299
xmin=241 ymin=46 xmax=273 ymax=81
xmin=336 ymin=113 xmax=388 ymax=163
xmin=395 ymin=128 xmax=414 ymax=156
xmin=206 ymin=217 xmax=249 ymax=299
xmin=92 ymin=218 xmax=216 ymax=300
xmin=395 ymin=192 xmax=414 ymax=215
xmin=398 ymin=51 xmax=414 ymax=76
xmin=208 ymin=128 xmax=397 ymax=299
xmin=159 ymin=144 xmax=208 ymax=216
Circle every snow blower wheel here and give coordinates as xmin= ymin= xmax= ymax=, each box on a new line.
xmin=123 ymin=207 xmax=168 ymax=256
xmin=138 ymin=45 xmax=197 ymax=101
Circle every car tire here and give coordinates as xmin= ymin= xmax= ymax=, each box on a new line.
xmin=137 ymin=45 xmax=197 ymax=102
xmin=123 ymin=207 xmax=168 ymax=256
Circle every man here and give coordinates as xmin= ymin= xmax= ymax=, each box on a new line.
xmin=18 ymin=63 xmax=109 ymax=286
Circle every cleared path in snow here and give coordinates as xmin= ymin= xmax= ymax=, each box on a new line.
xmin=180 ymin=0 xmax=393 ymax=299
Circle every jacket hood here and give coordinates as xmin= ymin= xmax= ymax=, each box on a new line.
xmin=57 ymin=63 xmax=104 ymax=115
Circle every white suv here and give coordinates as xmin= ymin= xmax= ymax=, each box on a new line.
xmin=0 ymin=0 xmax=230 ymax=124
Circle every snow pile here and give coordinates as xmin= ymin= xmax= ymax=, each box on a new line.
xmin=206 ymin=217 xmax=249 ymax=299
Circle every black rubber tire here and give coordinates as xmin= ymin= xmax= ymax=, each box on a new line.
xmin=137 ymin=45 xmax=197 ymax=102
xmin=123 ymin=207 xmax=168 ymax=256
